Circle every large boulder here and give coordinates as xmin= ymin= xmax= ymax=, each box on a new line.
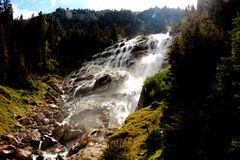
xmin=67 ymin=128 xmax=116 ymax=159
xmin=1 ymin=135 xmax=19 ymax=146
xmin=0 ymin=145 xmax=16 ymax=158
xmin=15 ymin=148 xmax=32 ymax=160
xmin=94 ymin=74 xmax=112 ymax=88
xmin=41 ymin=135 xmax=58 ymax=150
xmin=62 ymin=129 xmax=83 ymax=143
xmin=22 ymin=130 xmax=41 ymax=148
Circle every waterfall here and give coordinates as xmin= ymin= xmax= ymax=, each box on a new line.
xmin=61 ymin=33 xmax=172 ymax=131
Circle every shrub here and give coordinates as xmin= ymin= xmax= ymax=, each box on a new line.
xmin=139 ymin=69 xmax=171 ymax=107
xmin=101 ymin=139 xmax=130 ymax=160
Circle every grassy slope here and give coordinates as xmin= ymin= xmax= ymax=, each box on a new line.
xmin=109 ymin=103 xmax=164 ymax=159
xmin=0 ymin=75 xmax=61 ymax=134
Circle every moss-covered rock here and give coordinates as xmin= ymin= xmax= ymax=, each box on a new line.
xmin=101 ymin=102 xmax=164 ymax=160
xmin=0 ymin=75 xmax=62 ymax=134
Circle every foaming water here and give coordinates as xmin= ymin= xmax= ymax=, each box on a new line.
xmin=62 ymin=33 xmax=172 ymax=130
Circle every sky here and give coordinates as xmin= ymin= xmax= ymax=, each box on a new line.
xmin=11 ymin=0 xmax=197 ymax=19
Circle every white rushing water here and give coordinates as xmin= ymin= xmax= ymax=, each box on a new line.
xmin=62 ymin=33 xmax=172 ymax=131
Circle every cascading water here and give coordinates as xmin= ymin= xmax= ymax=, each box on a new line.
xmin=32 ymin=33 xmax=172 ymax=160
xmin=61 ymin=32 xmax=172 ymax=131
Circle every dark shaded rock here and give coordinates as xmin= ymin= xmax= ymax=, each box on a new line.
xmin=132 ymin=43 xmax=148 ymax=52
xmin=120 ymin=42 xmax=125 ymax=47
xmin=32 ymin=113 xmax=45 ymax=125
xmin=150 ymin=101 xmax=160 ymax=110
xmin=1 ymin=135 xmax=19 ymax=146
xmin=22 ymin=130 xmax=41 ymax=148
xmin=67 ymin=134 xmax=90 ymax=157
xmin=51 ymin=125 xmax=65 ymax=141
xmin=0 ymin=145 xmax=16 ymax=156
xmin=44 ymin=143 xmax=66 ymax=153
xmin=0 ymin=88 xmax=11 ymax=99
xmin=38 ymin=126 xmax=49 ymax=135
xmin=53 ymin=110 xmax=69 ymax=123
xmin=36 ymin=154 xmax=44 ymax=160
xmin=94 ymin=74 xmax=112 ymax=88
xmin=56 ymin=154 xmax=64 ymax=160
xmin=50 ymin=82 xmax=63 ymax=95
xmin=41 ymin=135 xmax=58 ymax=150
xmin=74 ymin=75 xmax=94 ymax=83
xmin=19 ymin=117 xmax=33 ymax=125
xmin=62 ymin=130 xmax=82 ymax=143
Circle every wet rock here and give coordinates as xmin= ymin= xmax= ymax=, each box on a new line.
xmin=44 ymin=143 xmax=66 ymax=153
xmin=67 ymin=128 xmax=116 ymax=159
xmin=15 ymin=148 xmax=32 ymax=160
xmin=67 ymin=133 xmax=90 ymax=157
xmin=51 ymin=125 xmax=65 ymax=141
xmin=56 ymin=154 xmax=64 ymax=160
xmin=94 ymin=74 xmax=112 ymax=88
xmin=120 ymin=42 xmax=125 ymax=47
xmin=36 ymin=154 xmax=44 ymax=160
xmin=132 ymin=43 xmax=148 ymax=52
xmin=74 ymin=75 xmax=94 ymax=83
xmin=41 ymin=135 xmax=58 ymax=150
xmin=62 ymin=130 xmax=82 ymax=143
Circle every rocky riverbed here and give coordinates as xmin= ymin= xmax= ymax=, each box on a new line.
xmin=0 ymin=80 xmax=115 ymax=160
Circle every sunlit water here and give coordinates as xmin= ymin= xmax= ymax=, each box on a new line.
xmin=61 ymin=33 xmax=172 ymax=131
xmin=32 ymin=33 xmax=171 ymax=160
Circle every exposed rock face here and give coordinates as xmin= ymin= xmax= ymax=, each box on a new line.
xmin=68 ymin=128 xmax=116 ymax=160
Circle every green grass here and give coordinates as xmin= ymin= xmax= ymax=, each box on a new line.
xmin=107 ymin=102 xmax=164 ymax=159
xmin=0 ymin=75 xmax=61 ymax=134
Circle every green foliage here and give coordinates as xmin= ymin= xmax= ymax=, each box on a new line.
xmin=159 ymin=1 xmax=240 ymax=160
xmin=142 ymin=128 xmax=162 ymax=153
xmin=0 ymin=75 xmax=61 ymax=134
xmin=0 ymin=2 xmax=184 ymax=84
xmin=100 ymin=139 xmax=130 ymax=160
xmin=104 ymin=105 xmax=163 ymax=159
xmin=139 ymin=69 xmax=171 ymax=107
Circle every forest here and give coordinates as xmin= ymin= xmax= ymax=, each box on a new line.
xmin=102 ymin=0 xmax=240 ymax=159
xmin=0 ymin=0 xmax=240 ymax=159
xmin=0 ymin=0 xmax=183 ymax=87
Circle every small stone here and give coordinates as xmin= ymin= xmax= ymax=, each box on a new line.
xmin=49 ymin=104 xmax=59 ymax=109
xmin=19 ymin=117 xmax=33 ymax=125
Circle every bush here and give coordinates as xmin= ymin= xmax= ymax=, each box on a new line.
xmin=142 ymin=128 xmax=162 ymax=152
xmin=139 ymin=69 xmax=171 ymax=107
xmin=101 ymin=139 xmax=130 ymax=160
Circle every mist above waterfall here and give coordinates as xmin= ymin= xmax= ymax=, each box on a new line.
xmin=61 ymin=33 xmax=172 ymax=131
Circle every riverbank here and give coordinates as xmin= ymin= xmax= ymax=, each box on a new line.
xmin=0 ymin=75 xmax=71 ymax=159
